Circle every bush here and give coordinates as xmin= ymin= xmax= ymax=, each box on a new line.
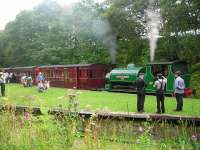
xmin=191 ymin=64 xmax=200 ymax=98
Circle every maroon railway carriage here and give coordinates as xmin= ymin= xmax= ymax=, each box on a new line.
xmin=38 ymin=65 xmax=66 ymax=88
xmin=0 ymin=68 xmax=10 ymax=72
xmin=2 ymin=63 xmax=114 ymax=90
xmin=68 ymin=63 xmax=111 ymax=90
xmin=38 ymin=63 xmax=111 ymax=90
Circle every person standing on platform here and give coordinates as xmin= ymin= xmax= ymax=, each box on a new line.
xmin=154 ymin=73 xmax=167 ymax=114
xmin=0 ymin=72 xmax=6 ymax=97
xmin=136 ymin=73 xmax=147 ymax=113
xmin=174 ymin=71 xmax=185 ymax=111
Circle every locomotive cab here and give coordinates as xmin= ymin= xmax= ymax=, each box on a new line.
xmin=144 ymin=61 xmax=192 ymax=96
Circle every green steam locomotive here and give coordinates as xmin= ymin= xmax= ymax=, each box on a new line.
xmin=105 ymin=61 xmax=192 ymax=96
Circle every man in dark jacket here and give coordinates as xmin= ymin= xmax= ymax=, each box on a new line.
xmin=136 ymin=73 xmax=147 ymax=113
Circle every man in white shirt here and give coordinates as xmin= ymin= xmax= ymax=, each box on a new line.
xmin=154 ymin=73 xmax=167 ymax=114
xmin=0 ymin=72 xmax=6 ymax=96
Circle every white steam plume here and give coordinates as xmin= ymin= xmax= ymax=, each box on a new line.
xmin=146 ymin=1 xmax=161 ymax=62
xmin=61 ymin=1 xmax=117 ymax=63
xmin=92 ymin=20 xmax=117 ymax=63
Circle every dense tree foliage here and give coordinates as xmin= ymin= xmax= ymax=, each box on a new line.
xmin=0 ymin=0 xmax=111 ymax=67
xmin=158 ymin=0 xmax=200 ymax=63
xmin=0 ymin=0 xmax=199 ymax=67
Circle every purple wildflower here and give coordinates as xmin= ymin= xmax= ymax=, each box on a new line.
xmin=191 ymin=135 xmax=197 ymax=142
xmin=24 ymin=111 xmax=30 ymax=119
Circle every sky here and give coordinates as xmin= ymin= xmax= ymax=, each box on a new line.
xmin=0 ymin=0 xmax=105 ymax=30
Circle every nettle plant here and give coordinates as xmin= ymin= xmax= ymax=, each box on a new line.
xmin=67 ymin=88 xmax=79 ymax=113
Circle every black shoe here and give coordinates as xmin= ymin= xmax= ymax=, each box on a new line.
xmin=156 ymin=112 xmax=161 ymax=114
xmin=173 ymin=109 xmax=181 ymax=112
xmin=139 ymin=110 xmax=144 ymax=113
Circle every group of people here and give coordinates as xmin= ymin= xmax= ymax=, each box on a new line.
xmin=0 ymin=71 xmax=50 ymax=97
xmin=21 ymin=72 xmax=50 ymax=92
xmin=21 ymin=74 xmax=33 ymax=87
xmin=136 ymin=71 xmax=185 ymax=114
xmin=20 ymin=72 xmax=50 ymax=92
xmin=36 ymin=72 xmax=50 ymax=92
xmin=0 ymin=71 xmax=17 ymax=97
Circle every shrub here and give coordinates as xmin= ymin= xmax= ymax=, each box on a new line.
xmin=191 ymin=63 xmax=200 ymax=98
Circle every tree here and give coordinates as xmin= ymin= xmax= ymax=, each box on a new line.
xmin=0 ymin=0 xmax=111 ymax=67
xmin=158 ymin=0 xmax=200 ymax=63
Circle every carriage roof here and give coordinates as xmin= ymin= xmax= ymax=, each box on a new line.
xmin=147 ymin=61 xmax=186 ymax=65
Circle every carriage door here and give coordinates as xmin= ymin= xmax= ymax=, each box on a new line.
xmin=64 ymin=68 xmax=77 ymax=88
xmin=78 ymin=68 xmax=90 ymax=89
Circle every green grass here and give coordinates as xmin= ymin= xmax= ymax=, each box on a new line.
xmin=1 ymin=84 xmax=199 ymax=150
xmin=0 ymin=84 xmax=200 ymax=116
xmin=1 ymin=113 xmax=199 ymax=150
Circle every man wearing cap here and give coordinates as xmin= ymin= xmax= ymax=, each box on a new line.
xmin=0 ymin=72 xmax=6 ymax=97
xmin=154 ymin=73 xmax=167 ymax=114
xmin=136 ymin=73 xmax=147 ymax=113
xmin=174 ymin=71 xmax=185 ymax=111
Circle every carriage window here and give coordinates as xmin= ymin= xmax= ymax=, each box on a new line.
xmin=47 ymin=70 xmax=51 ymax=77
xmin=56 ymin=70 xmax=59 ymax=78
xmin=172 ymin=63 xmax=188 ymax=74
xmin=50 ymin=70 xmax=54 ymax=77
xmin=91 ymin=70 xmax=97 ymax=78
xmin=56 ymin=70 xmax=64 ymax=78
xmin=80 ymin=69 xmax=88 ymax=77
xmin=49 ymin=70 xmax=51 ymax=77
xmin=60 ymin=71 xmax=64 ymax=77
xmin=151 ymin=65 xmax=168 ymax=76
xmin=91 ymin=69 xmax=104 ymax=78
xmin=27 ymin=72 xmax=31 ymax=76
xmin=43 ymin=71 xmax=48 ymax=78
xmin=52 ymin=70 xmax=56 ymax=78
xmin=68 ymin=69 xmax=76 ymax=78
